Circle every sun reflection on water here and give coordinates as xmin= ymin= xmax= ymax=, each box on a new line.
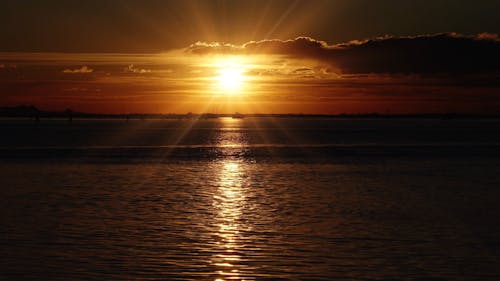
xmin=210 ymin=117 xmax=251 ymax=281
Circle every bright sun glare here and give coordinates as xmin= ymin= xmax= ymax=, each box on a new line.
xmin=215 ymin=61 xmax=246 ymax=94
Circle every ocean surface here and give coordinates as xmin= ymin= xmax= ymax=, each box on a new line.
xmin=1 ymin=117 xmax=499 ymax=280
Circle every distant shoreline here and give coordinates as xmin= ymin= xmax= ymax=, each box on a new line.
xmin=1 ymin=105 xmax=500 ymax=119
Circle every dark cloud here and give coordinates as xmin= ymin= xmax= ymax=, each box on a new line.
xmin=124 ymin=64 xmax=151 ymax=74
xmin=62 ymin=66 xmax=93 ymax=74
xmin=187 ymin=37 xmax=328 ymax=56
xmin=0 ymin=64 xmax=17 ymax=70
xmin=187 ymin=33 xmax=500 ymax=75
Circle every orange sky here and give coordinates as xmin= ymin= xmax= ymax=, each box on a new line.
xmin=1 ymin=36 xmax=499 ymax=115
xmin=0 ymin=1 xmax=499 ymax=114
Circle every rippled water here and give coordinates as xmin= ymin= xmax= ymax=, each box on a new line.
xmin=1 ymin=118 xmax=500 ymax=280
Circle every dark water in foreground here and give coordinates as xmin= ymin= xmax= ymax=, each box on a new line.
xmin=1 ymin=118 xmax=500 ymax=280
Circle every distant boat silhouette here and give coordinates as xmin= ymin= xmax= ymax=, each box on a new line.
xmin=201 ymin=113 xmax=219 ymax=119
xmin=232 ymin=112 xmax=244 ymax=119
xmin=65 ymin=108 xmax=73 ymax=123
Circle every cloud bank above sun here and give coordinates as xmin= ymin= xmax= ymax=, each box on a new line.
xmin=187 ymin=33 xmax=500 ymax=75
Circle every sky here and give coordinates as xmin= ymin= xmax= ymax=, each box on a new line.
xmin=0 ymin=0 xmax=499 ymax=114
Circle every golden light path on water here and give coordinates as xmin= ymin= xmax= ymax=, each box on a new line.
xmin=211 ymin=117 xmax=251 ymax=281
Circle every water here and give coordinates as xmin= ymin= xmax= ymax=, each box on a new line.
xmin=1 ymin=118 xmax=500 ymax=280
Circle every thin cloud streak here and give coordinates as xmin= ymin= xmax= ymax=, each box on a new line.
xmin=62 ymin=66 xmax=93 ymax=74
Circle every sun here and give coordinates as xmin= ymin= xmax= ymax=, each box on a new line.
xmin=217 ymin=68 xmax=244 ymax=91
xmin=215 ymin=61 xmax=246 ymax=94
